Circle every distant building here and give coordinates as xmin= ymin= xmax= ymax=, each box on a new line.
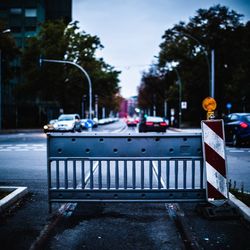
xmin=119 ymin=96 xmax=138 ymax=118
xmin=0 ymin=0 xmax=72 ymax=49
xmin=0 ymin=0 xmax=72 ymax=128
xmin=127 ymin=96 xmax=138 ymax=117
xmin=119 ymin=98 xmax=128 ymax=118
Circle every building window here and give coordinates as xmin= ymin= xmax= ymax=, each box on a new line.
xmin=25 ymin=9 xmax=37 ymax=17
xmin=10 ymin=8 xmax=22 ymax=15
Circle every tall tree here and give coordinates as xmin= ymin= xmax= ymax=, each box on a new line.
xmin=18 ymin=20 xmax=121 ymax=125
xmin=138 ymin=5 xmax=250 ymax=126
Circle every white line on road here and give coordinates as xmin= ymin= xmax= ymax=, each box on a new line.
xmin=0 ymin=144 xmax=46 ymax=152
xmin=228 ymin=150 xmax=245 ymax=153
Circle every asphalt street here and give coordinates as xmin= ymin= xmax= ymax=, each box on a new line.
xmin=0 ymin=123 xmax=250 ymax=250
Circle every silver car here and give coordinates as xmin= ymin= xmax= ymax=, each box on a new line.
xmin=54 ymin=114 xmax=82 ymax=132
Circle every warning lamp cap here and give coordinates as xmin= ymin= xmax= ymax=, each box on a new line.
xmin=202 ymin=97 xmax=217 ymax=111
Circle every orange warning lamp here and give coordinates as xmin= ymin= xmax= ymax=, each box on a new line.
xmin=202 ymin=97 xmax=217 ymax=119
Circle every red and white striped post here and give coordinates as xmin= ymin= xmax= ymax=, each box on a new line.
xmin=201 ymin=119 xmax=229 ymax=205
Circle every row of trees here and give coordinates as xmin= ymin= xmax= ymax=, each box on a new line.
xmin=138 ymin=5 xmax=250 ymax=126
xmin=18 ymin=20 xmax=121 ymax=126
xmin=1 ymin=20 xmax=121 ymax=127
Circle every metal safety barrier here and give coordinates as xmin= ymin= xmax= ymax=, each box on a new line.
xmin=47 ymin=132 xmax=206 ymax=211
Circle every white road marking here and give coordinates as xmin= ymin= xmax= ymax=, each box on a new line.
xmin=0 ymin=144 xmax=46 ymax=152
xmin=228 ymin=150 xmax=245 ymax=153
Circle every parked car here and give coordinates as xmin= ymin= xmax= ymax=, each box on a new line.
xmin=43 ymin=119 xmax=57 ymax=133
xmin=138 ymin=116 xmax=168 ymax=133
xmin=224 ymin=113 xmax=250 ymax=146
xmin=54 ymin=114 xmax=82 ymax=132
xmin=126 ymin=117 xmax=137 ymax=127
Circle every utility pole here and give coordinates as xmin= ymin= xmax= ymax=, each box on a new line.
xmin=176 ymin=31 xmax=212 ymax=98
xmin=95 ymin=94 xmax=98 ymax=118
xmin=211 ymin=49 xmax=215 ymax=98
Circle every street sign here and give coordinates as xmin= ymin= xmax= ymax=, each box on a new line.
xmin=181 ymin=101 xmax=187 ymax=109
xmin=226 ymin=103 xmax=232 ymax=110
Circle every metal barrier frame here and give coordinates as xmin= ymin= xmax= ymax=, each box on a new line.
xmin=47 ymin=133 xmax=206 ymax=211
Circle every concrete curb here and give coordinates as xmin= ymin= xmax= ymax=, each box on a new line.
xmin=229 ymin=192 xmax=250 ymax=222
xmin=0 ymin=186 xmax=28 ymax=213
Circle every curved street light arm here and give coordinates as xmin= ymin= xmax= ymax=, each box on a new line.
xmin=175 ymin=31 xmax=211 ymax=97
xmin=40 ymin=58 xmax=92 ymax=119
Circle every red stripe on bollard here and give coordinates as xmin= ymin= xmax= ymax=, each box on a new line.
xmin=204 ymin=144 xmax=226 ymax=177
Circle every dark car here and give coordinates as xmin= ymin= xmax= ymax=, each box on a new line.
xmin=138 ymin=116 xmax=168 ymax=133
xmin=224 ymin=113 xmax=250 ymax=146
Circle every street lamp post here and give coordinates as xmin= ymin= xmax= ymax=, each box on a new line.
xmin=82 ymin=94 xmax=86 ymax=118
xmin=40 ymin=58 xmax=93 ymax=119
xmin=175 ymin=31 xmax=214 ymax=98
xmin=0 ymin=29 xmax=11 ymax=130
xmin=173 ymin=68 xmax=182 ymax=128
xmin=95 ymin=94 xmax=98 ymax=119
xmin=165 ymin=62 xmax=182 ymax=128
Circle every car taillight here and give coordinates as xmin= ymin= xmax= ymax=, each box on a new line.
xmin=146 ymin=122 xmax=153 ymax=126
xmin=240 ymin=122 xmax=248 ymax=128
xmin=160 ymin=122 xmax=167 ymax=126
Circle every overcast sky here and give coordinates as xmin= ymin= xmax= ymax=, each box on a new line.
xmin=73 ymin=0 xmax=250 ymax=98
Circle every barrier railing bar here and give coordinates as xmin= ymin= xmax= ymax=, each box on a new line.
xmin=90 ymin=160 xmax=94 ymax=189
xmin=183 ymin=160 xmax=187 ymax=189
xmin=166 ymin=160 xmax=170 ymax=189
xmin=158 ymin=160 xmax=161 ymax=189
xmin=132 ymin=161 xmax=136 ymax=189
xmin=152 ymin=161 xmax=165 ymax=189
xmin=175 ymin=160 xmax=178 ymax=189
xmin=56 ymin=161 xmax=60 ymax=189
xmin=64 ymin=160 xmax=68 ymax=189
xmin=98 ymin=160 xmax=102 ymax=189
xmin=107 ymin=161 xmax=111 ymax=189
xmin=72 ymin=160 xmax=76 ymax=189
xmin=141 ymin=160 xmax=144 ymax=189
xmin=192 ymin=159 xmax=195 ymax=189
xmin=149 ymin=161 xmax=153 ymax=189
xmin=115 ymin=160 xmax=119 ymax=189
xmin=124 ymin=160 xmax=127 ymax=189
xmin=81 ymin=160 xmax=85 ymax=189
